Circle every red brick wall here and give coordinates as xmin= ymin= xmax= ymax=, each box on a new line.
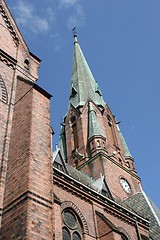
xmin=0 ymin=1 xmax=41 ymax=227
xmin=1 ymin=79 xmax=54 ymax=239
xmin=0 ymin=61 xmax=17 ymax=225
xmin=54 ymin=184 xmax=148 ymax=240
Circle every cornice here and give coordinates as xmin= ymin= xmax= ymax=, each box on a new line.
xmin=78 ymin=151 xmax=141 ymax=181
xmin=0 ymin=2 xmax=19 ymax=45
xmin=53 ymin=167 xmax=149 ymax=228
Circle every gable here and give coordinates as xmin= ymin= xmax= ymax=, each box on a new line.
xmin=0 ymin=1 xmax=20 ymax=57
xmin=96 ymin=211 xmax=132 ymax=240
xmin=53 ymin=148 xmax=68 ymax=173
xmin=0 ymin=13 xmax=18 ymax=58
xmin=0 ymin=1 xmax=41 ymax=82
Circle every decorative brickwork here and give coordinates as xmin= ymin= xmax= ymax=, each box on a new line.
xmin=61 ymin=201 xmax=89 ymax=234
xmin=0 ymin=3 xmax=19 ymax=45
xmin=0 ymin=74 xmax=8 ymax=104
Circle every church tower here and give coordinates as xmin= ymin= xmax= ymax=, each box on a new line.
xmin=1 ymin=1 xmax=160 ymax=239
xmin=52 ymin=34 xmax=160 ymax=240
xmin=60 ymin=34 xmax=140 ymax=203
xmin=54 ymin=34 xmax=160 ymax=240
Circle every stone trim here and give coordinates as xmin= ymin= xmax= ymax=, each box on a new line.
xmin=2 ymin=191 xmax=52 ymax=215
xmin=33 ymin=83 xmax=52 ymax=99
xmin=78 ymin=151 xmax=140 ymax=181
xmin=61 ymin=201 xmax=89 ymax=234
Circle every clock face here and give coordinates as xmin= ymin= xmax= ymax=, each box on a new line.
xmin=120 ymin=178 xmax=131 ymax=193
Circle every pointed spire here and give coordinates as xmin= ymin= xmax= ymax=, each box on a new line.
xmin=116 ymin=124 xmax=132 ymax=158
xmin=88 ymin=102 xmax=104 ymax=139
xmin=69 ymin=35 xmax=105 ymax=108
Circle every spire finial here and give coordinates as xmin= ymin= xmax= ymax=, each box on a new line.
xmin=72 ymin=27 xmax=77 ymax=37
xmin=72 ymin=27 xmax=78 ymax=44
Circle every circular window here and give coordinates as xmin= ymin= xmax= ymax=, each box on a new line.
xmin=63 ymin=210 xmax=77 ymax=229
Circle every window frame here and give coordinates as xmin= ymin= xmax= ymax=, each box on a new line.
xmin=62 ymin=208 xmax=83 ymax=240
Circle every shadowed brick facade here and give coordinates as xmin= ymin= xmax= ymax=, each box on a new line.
xmin=0 ymin=0 xmax=160 ymax=239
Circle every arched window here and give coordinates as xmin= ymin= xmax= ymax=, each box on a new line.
xmin=62 ymin=208 xmax=83 ymax=240
xmin=107 ymin=115 xmax=118 ymax=147
xmin=24 ymin=59 xmax=30 ymax=70
xmin=71 ymin=116 xmax=79 ymax=149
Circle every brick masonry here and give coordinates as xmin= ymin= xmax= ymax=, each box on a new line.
xmin=0 ymin=1 xmax=54 ymax=238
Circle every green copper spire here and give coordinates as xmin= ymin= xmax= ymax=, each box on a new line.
xmin=69 ymin=35 xmax=105 ymax=108
xmin=88 ymin=102 xmax=104 ymax=139
xmin=116 ymin=124 xmax=132 ymax=158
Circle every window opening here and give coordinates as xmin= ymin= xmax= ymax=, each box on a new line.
xmin=64 ymin=210 xmax=77 ymax=229
xmin=71 ymin=117 xmax=79 ymax=149
xmin=62 ymin=227 xmax=71 ymax=240
xmin=73 ymin=232 xmax=81 ymax=240
xmin=72 ymin=123 xmax=79 ymax=149
xmin=24 ymin=59 xmax=30 ymax=70
xmin=107 ymin=115 xmax=118 ymax=147
xmin=62 ymin=209 xmax=83 ymax=240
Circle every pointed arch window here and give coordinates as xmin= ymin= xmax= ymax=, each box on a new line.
xmin=107 ymin=115 xmax=118 ymax=147
xmin=71 ymin=116 xmax=79 ymax=149
xmin=62 ymin=209 xmax=83 ymax=240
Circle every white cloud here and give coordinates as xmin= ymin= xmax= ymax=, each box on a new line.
xmin=58 ymin=0 xmax=85 ymax=30
xmin=59 ymin=0 xmax=79 ymax=8
xmin=51 ymin=34 xmax=63 ymax=52
xmin=67 ymin=4 xmax=85 ymax=29
xmin=13 ymin=0 xmax=55 ymax=35
xmin=11 ymin=0 xmax=85 ymax=51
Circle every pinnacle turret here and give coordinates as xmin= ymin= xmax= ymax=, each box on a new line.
xmin=88 ymin=102 xmax=104 ymax=140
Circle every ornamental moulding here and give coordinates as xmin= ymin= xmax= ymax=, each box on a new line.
xmin=0 ymin=49 xmax=17 ymax=69
xmin=0 ymin=3 xmax=19 ymax=45
xmin=61 ymin=201 xmax=89 ymax=234
xmin=0 ymin=74 xmax=8 ymax=104
xmin=54 ymin=178 xmax=91 ymax=203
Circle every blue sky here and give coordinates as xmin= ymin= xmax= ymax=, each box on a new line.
xmin=6 ymin=0 xmax=160 ymax=209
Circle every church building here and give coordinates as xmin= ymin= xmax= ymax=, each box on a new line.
xmin=0 ymin=0 xmax=160 ymax=239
